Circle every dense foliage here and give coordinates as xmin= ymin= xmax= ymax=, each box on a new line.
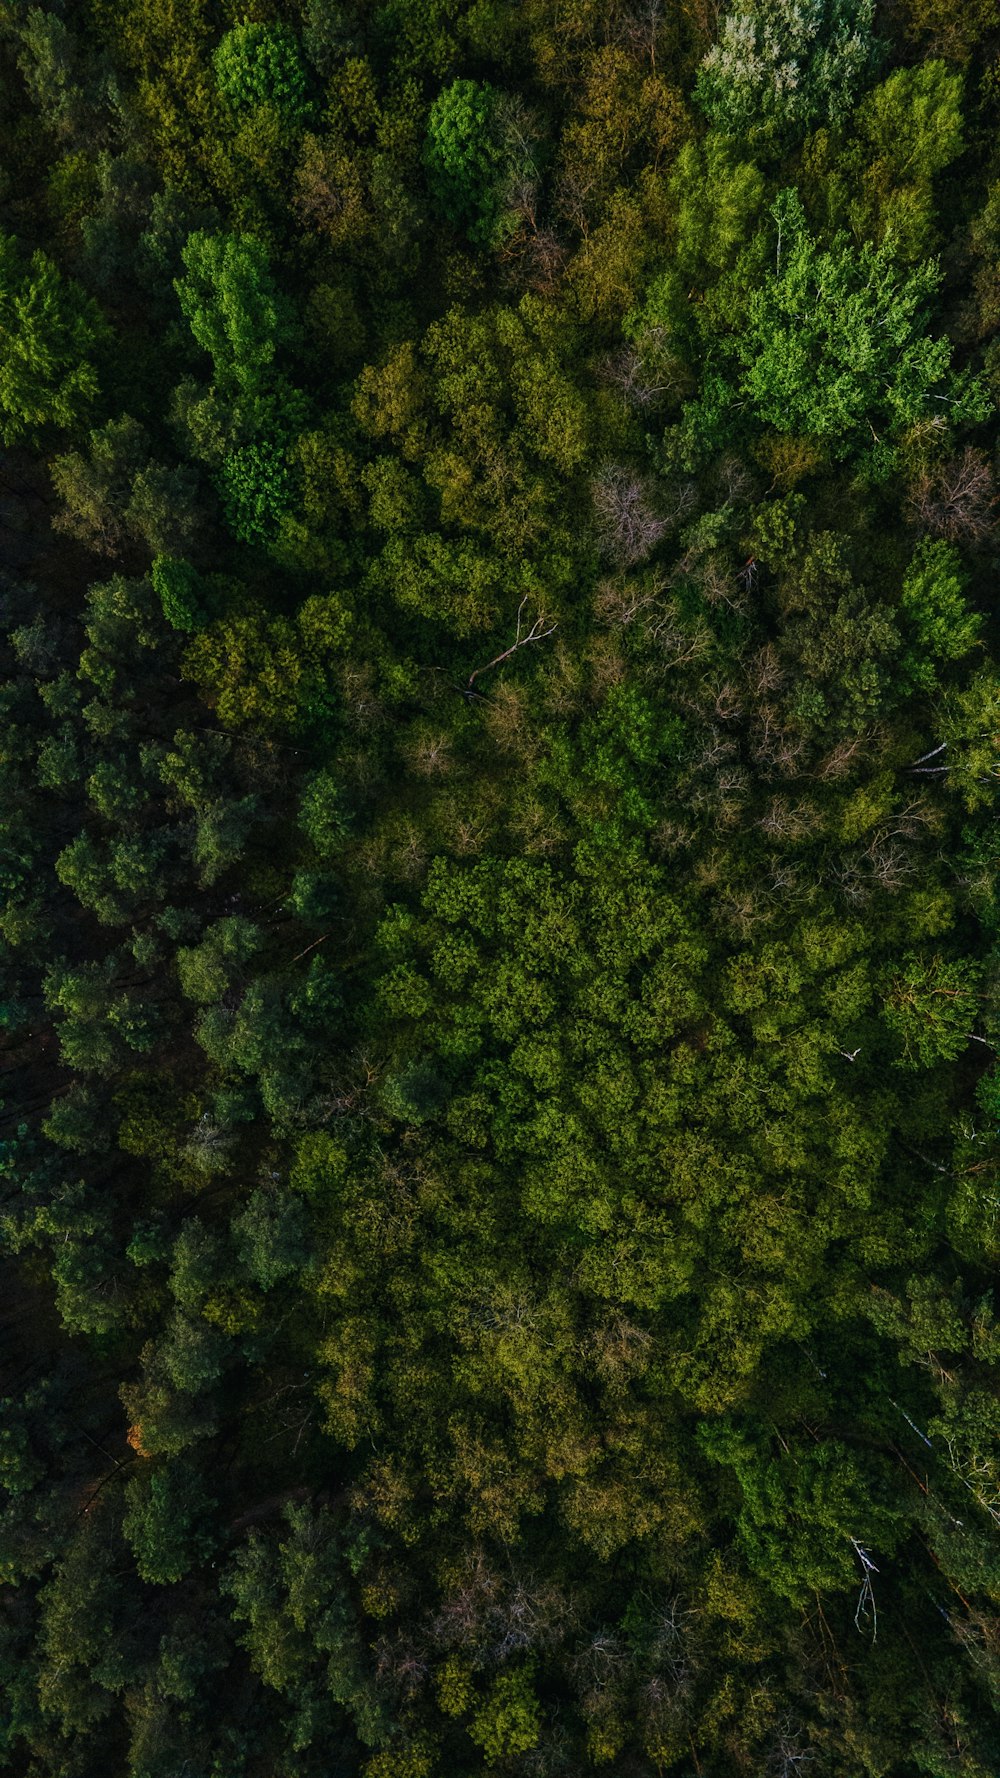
xmin=4 ymin=3 xmax=1000 ymax=1775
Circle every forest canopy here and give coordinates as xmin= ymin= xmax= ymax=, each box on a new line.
xmin=4 ymin=2 xmax=1000 ymax=1777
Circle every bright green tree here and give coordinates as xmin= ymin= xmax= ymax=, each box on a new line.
xmin=151 ymin=555 xmax=205 ymax=632
xmin=214 ymin=20 xmax=310 ymax=126
xmin=899 ymin=538 xmax=980 ymax=688
xmin=729 ymin=191 xmax=989 ymax=464
xmin=174 ymin=231 xmax=295 ymax=391
xmin=424 ymin=79 xmax=525 ymax=250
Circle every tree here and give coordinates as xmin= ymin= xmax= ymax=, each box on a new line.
xmin=726 ymin=190 xmax=989 ymax=467
xmin=182 ymin=605 xmax=338 ymax=734
xmin=899 ymin=538 xmax=980 ymax=689
xmin=13 ymin=7 xmax=110 ymax=143
xmin=591 ymin=464 xmax=669 ymax=566
xmin=219 ymin=436 xmax=292 ymax=544
xmin=940 ymin=670 xmax=1000 ymax=809
xmin=896 ymin=0 xmax=1000 ymax=63
xmin=907 ymin=445 xmax=996 ymax=542
xmin=302 ymin=2 xmax=365 ymax=74
xmin=43 ymin=956 xmax=158 ymax=1072
xmin=0 ymin=230 xmax=107 ymax=443
xmin=232 ymin=1188 xmax=308 ymax=1290
xmin=882 ymin=953 xmax=983 ymax=1065
xmin=299 ymin=768 xmax=350 ymax=857
xmin=849 ymin=61 xmax=964 ymax=259
xmin=669 ymin=133 xmax=766 ymax=285
xmin=698 ymin=1424 xmax=903 ymax=1604
xmin=468 ymin=1663 xmax=542 ymax=1762
xmin=122 ymin=1458 xmax=217 ymax=1584
xmin=424 ymin=80 xmax=533 ymax=250
xmin=695 ymin=0 xmax=881 ymax=145
xmin=151 ymin=554 xmax=206 ymax=631
xmin=223 ymin=1503 xmax=387 ymax=1747
xmin=174 ymin=231 xmax=296 ymax=391
xmin=176 ymin=916 xmax=262 ymax=1003
xmin=52 ymin=416 xmax=202 ymax=557
xmin=35 ymin=1507 xmax=134 ymax=1737
xmin=214 ymin=21 xmax=311 ymax=127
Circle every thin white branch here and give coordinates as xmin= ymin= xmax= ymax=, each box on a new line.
xmin=466 ymin=596 xmax=558 ymax=691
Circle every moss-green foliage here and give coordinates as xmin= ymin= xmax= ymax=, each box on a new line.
xmin=5 ymin=1 xmax=1000 ymax=1774
xmin=899 ymin=537 xmax=980 ymax=686
xmin=0 ymin=231 xmax=108 ymax=443
xmin=122 ymin=1459 xmax=216 ymax=1583
xmin=219 ymin=435 xmax=292 ymax=542
xmin=847 ymin=60 xmax=965 ymax=257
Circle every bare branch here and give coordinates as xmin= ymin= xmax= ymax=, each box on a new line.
xmin=592 ymin=464 xmax=671 ymax=567
xmin=907 ymin=447 xmax=996 ymax=544
xmin=466 ymin=596 xmax=557 ymax=692
xmin=851 ymin=1540 xmax=879 ymax=1640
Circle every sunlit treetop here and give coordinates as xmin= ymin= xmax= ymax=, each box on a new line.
xmin=736 ymin=190 xmax=991 ymax=456
xmin=213 ymin=20 xmax=310 ymax=124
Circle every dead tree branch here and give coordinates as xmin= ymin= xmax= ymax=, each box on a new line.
xmin=465 ymin=596 xmax=557 ymax=694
